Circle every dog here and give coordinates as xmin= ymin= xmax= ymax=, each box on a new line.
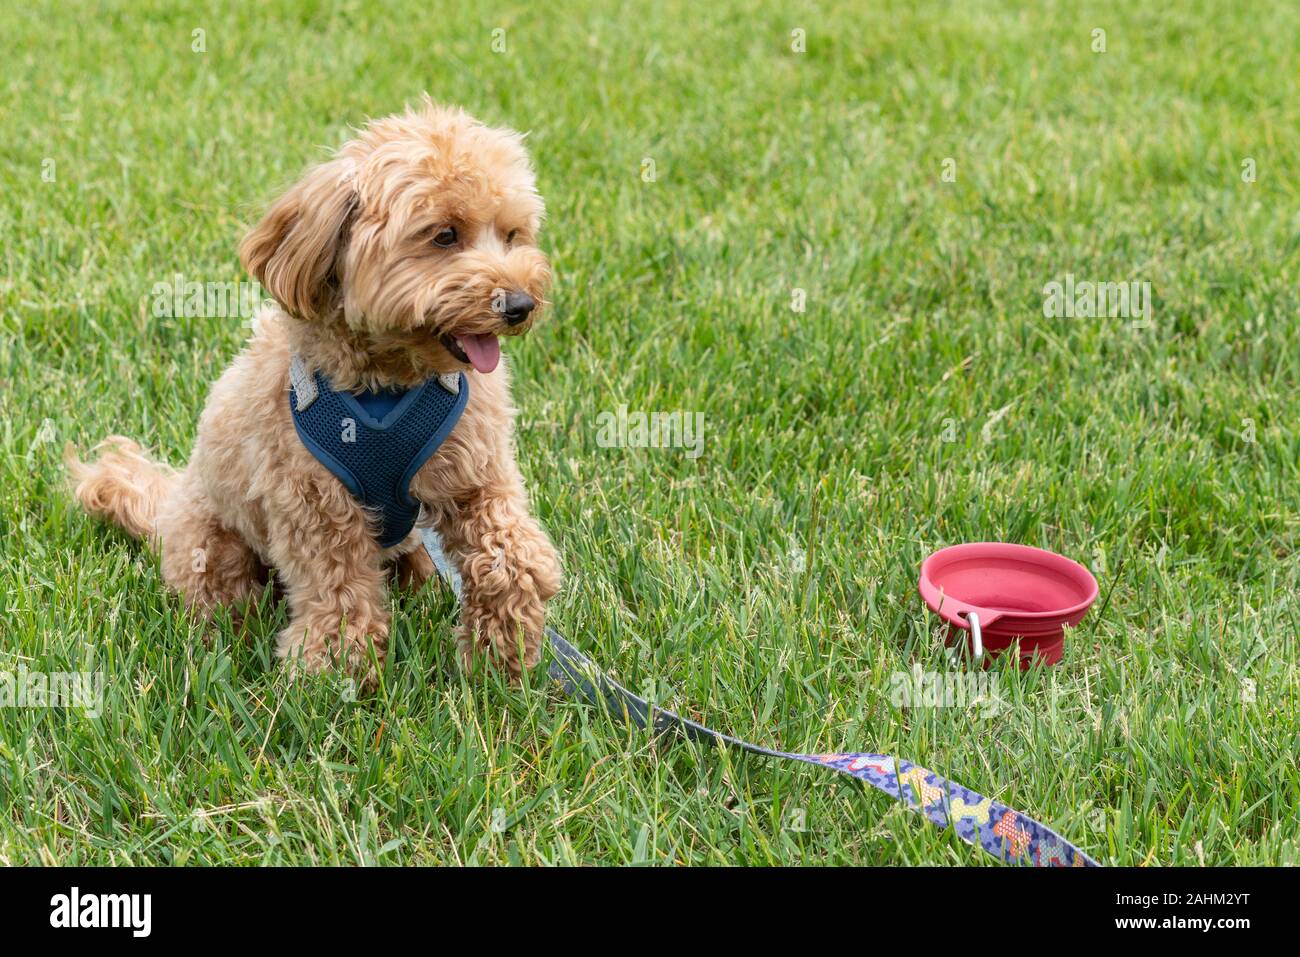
xmin=66 ymin=99 xmax=561 ymax=686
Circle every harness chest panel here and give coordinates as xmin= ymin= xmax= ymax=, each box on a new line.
xmin=288 ymin=358 xmax=468 ymax=548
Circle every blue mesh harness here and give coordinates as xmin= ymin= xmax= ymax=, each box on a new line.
xmin=287 ymin=356 xmax=468 ymax=548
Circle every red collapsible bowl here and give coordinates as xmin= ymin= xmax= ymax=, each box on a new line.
xmin=918 ymin=543 xmax=1099 ymax=668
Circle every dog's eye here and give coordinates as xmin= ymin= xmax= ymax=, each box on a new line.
xmin=432 ymin=226 xmax=458 ymax=248
xmin=506 ymin=229 xmax=518 ymax=247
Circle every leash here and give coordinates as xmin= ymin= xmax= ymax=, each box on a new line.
xmin=421 ymin=529 xmax=1099 ymax=867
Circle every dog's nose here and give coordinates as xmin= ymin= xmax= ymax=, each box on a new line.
xmin=502 ymin=291 xmax=536 ymax=325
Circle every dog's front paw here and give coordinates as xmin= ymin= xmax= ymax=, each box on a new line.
xmin=277 ymin=617 xmax=388 ymax=691
xmin=456 ymin=600 xmax=547 ymax=680
xmin=454 ymin=534 xmax=560 ymax=680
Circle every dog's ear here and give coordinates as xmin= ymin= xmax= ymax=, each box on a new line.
xmin=239 ymin=158 xmax=357 ymax=321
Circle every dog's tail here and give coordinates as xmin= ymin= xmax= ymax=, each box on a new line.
xmin=65 ymin=436 xmax=178 ymax=541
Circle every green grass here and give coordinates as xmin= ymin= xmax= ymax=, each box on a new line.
xmin=1 ymin=0 xmax=1298 ymax=865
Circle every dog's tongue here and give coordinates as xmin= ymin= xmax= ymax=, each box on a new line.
xmin=459 ymin=334 xmax=500 ymax=374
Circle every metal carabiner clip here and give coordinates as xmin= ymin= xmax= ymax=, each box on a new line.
xmin=965 ymin=611 xmax=984 ymax=663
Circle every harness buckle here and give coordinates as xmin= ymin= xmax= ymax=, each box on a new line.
xmin=289 ymin=355 xmax=320 ymax=411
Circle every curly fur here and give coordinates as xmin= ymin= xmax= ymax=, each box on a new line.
xmin=67 ymin=99 xmax=561 ymax=686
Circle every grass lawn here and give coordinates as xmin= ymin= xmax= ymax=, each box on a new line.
xmin=1 ymin=0 xmax=1297 ymax=866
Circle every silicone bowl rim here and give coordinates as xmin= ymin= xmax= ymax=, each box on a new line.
xmin=918 ymin=542 xmax=1099 ymax=629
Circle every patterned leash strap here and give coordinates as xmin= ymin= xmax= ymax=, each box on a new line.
xmin=421 ymin=529 xmax=1098 ymax=867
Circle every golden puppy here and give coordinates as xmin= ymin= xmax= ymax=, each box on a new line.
xmin=68 ymin=99 xmax=561 ymax=685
